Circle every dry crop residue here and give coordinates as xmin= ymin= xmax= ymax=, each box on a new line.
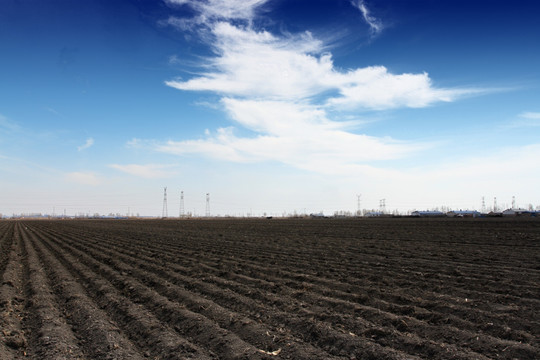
xmin=0 ymin=218 xmax=538 ymax=359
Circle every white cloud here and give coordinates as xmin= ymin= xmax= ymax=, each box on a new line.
xmin=351 ymin=0 xmax=383 ymax=36
xmin=159 ymin=1 xmax=487 ymax=175
xmin=46 ymin=107 xmax=61 ymax=116
xmin=327 ymin=67 xmax=481 ymax=110
xmin=109 ymin=164 xmax=178 ymax=179
xmin=168 ymin=54 xmax=181 ymax=65
xmin=163 ymin=16 xmax=196 ymax=32
xmin=165 ymin=0 xmax=269 ymax=22
xmin=165 ymin=23 xmax=329 ymax=100
xmin=502 ymin=111 xmax=540 ymax=129
xmin=0 ymin=114 xmax=21 ymax=133
xmin=165 ymin=22 xmax=479 ymax=108
xmin=165 ymin=0 xmax=190 ymax=4
xmin=77 ymin=137 xmax=94 ymax=151
xmin=65 ymin=171 xmax=102 ymax=186
xmin=126 ymin=138 xmax=142 ymax=148
xmin=156 ymin=98 xmax=427 ymax=174
xmin=519 ymin=111 xmax=540 ymax=120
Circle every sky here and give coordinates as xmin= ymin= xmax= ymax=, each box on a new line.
xmin=1 ymin=0 xmax=540 ymax=217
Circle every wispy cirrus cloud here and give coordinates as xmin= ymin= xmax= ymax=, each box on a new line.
xmin=0 ymin=114 xmax=21 ymax=133
xmin=502 ymin=111 xmax=540 ymax=129
xmin=351 ymin=0 xmax=383 ymax=36
xmin=77 ymin=137 xmax=94 ymax=151
xmin=109 ymin=163 xmax=178 ymax=179
xmin=165 ymin=0 xmax=269 ymax=22
xmin=164 ymin=0 xmax=269 ymax=31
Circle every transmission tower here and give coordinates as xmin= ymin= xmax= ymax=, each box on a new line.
xmin=357 ymin=194 xmax=362 ymax=216
xmin=162 ymin=187 xmax=168 ymax=218
xmin=481 ymin=196 xmax=486 ymax=213
xmin=379 ymin=199 xmax=386 ymax=214
xmin=205 ymin=193 xmax=210 ymax=217
xmin=493 ymin=197 xmax=497 ymax=212
xmin=512 ymin=195 xmax=516 ymax=209
xmin=179 ymin=191 xmax=184 ymax=217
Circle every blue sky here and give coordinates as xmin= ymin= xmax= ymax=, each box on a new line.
xmin=1 ymin=0 xmax=539 ymax=216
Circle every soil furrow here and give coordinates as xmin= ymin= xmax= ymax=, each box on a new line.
xmin=0 ymin=222 xmax=16 ymax=280
xmin=35 ymin=227 xmax=218 ymax=360
xmin=10 ymin=218 xmax=538 ymax=360
xmin=30 ymin=224 xmax=272 ymax=360
xmin=58 ymin=221 xmax=539 ymax=311
xmin=46 ymin=219 xmax=540 ymax=295
xmin=38 ymin=225 xmax=340 ymax=360
xmin=34 ymin=223 xmax=428 ymax=359
xmin=0 ymin=222 xmax=26 ymax=359
xmin=66 ymin=226 xmax=537 ymax=345
xmin=37 ymin=223 xmax=506 ymax=360
xmin=35 ymin=226 xmax=254 ymax=360
xmin=22 ymin=224 xmax=144 ymax=360
xmin=19 ymin=223 xmax=87 ymax=359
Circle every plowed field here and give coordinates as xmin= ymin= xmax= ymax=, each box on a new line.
xmin=0 ymin=218 xmax=538 ymax=359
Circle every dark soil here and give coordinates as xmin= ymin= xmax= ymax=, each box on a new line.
xmin=0 ymin=217 xmax=538 ymax=359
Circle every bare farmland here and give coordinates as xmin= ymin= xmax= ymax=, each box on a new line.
xmin=0 ymin=218 xmax=538 ymax=359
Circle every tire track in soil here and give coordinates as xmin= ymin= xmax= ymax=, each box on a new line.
xmin=28 ymin=223 xmax=274 ymax=360
xmin=63 ymin=224 xmax=536 ymax=358
xmin=21 ymin=224 xmax=144 ymax=360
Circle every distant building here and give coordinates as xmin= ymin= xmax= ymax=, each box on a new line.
xmin=365 ymin=211 xmax=384 ymax=217
xmin=446 ymin=210 xmax=481 ymax=218
xmin=411 ymin=211 xmax=445 ymax=217
xmin=502 ymin=209 xmax=539 ymax=217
